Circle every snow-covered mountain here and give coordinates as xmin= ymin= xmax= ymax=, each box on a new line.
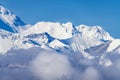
xmin=0 ymin=5 xmax=119 ymax=62
xmin=0 ymin=4 xmax=120 ymax=80
xmin=0 ymin=4 xmax=25 ymax=32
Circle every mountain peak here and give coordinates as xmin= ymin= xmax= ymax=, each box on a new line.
xmin=0 ymin=4 xmax=25 ymax=33
xmin=0 ymin=4 xmax=11 ymax=15
xmin=76 ymin=25 xmax=113 ymax=40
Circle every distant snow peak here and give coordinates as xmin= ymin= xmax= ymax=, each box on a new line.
xmin=0 ymin=5 xmax=10 ymax=14
xmin=76 ymin=25 xmax=113 ymax=40
xmin=23 ymin=22 xmax=75 ymax=39
xmin=0 ymin=4 xmax=25 ymax=33
xmin=62 ymin=22 xmax=75 ymax=35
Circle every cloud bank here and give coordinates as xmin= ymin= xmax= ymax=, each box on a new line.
xmin=0 ymin=48 xmax=120 ymax=80
xmin=30 ymin=51 xmax=74 ymax=80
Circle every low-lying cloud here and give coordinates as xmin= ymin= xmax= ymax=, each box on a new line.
xmin=82 ymin=67 xmax=101 ymax=80
xmin=30 ymin=51 xmax=74 ymax=80
xmin=0 ymin=48 xmax=120 ymax=80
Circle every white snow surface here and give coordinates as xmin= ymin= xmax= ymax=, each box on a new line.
xmin=0 ymin=36 xmax=12 ymax=54
xmin=23 ymin=22 xmax=73 ymax=39
xmin=49 ymin=39 xmax=66 ymax=49
xmin=107 ymin=39 xmax=120 ymax=52
xmin=76 ymin=24 xmax=113 ymax=40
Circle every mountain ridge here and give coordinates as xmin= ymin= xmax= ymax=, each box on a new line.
xmin=0 ymin=4 xmax=25 ymax=32
xmin=0 ymin=5 xmax=120 ymax=67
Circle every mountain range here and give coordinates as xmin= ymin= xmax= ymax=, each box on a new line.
xmin=0 ymin=4 xmax=120 ymax=80
xmin=0 ymin=4 xmax=120 ymax=66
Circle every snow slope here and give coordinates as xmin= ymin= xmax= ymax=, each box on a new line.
xmin=23 ymin=22 xmax=75 ymax=39
xmin=0 ymin=4 xmax=25 ymax=32
xmin=107 ymin=39 xmax=120 ymax=52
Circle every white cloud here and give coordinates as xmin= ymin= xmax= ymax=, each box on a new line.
xmin=30 ymin=51 xmax=74 ymax=80
xmin=1 ymin=48 xmax=120 ymax=80
xmin=82 ymin=67 xmax=101 ymax=80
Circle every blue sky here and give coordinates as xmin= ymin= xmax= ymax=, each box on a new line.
xmin=1 ymin=0 xmax=120 ymax=38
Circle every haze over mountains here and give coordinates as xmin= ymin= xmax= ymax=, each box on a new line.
xmin=0 ymin=4 xmax=120 ymax=80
